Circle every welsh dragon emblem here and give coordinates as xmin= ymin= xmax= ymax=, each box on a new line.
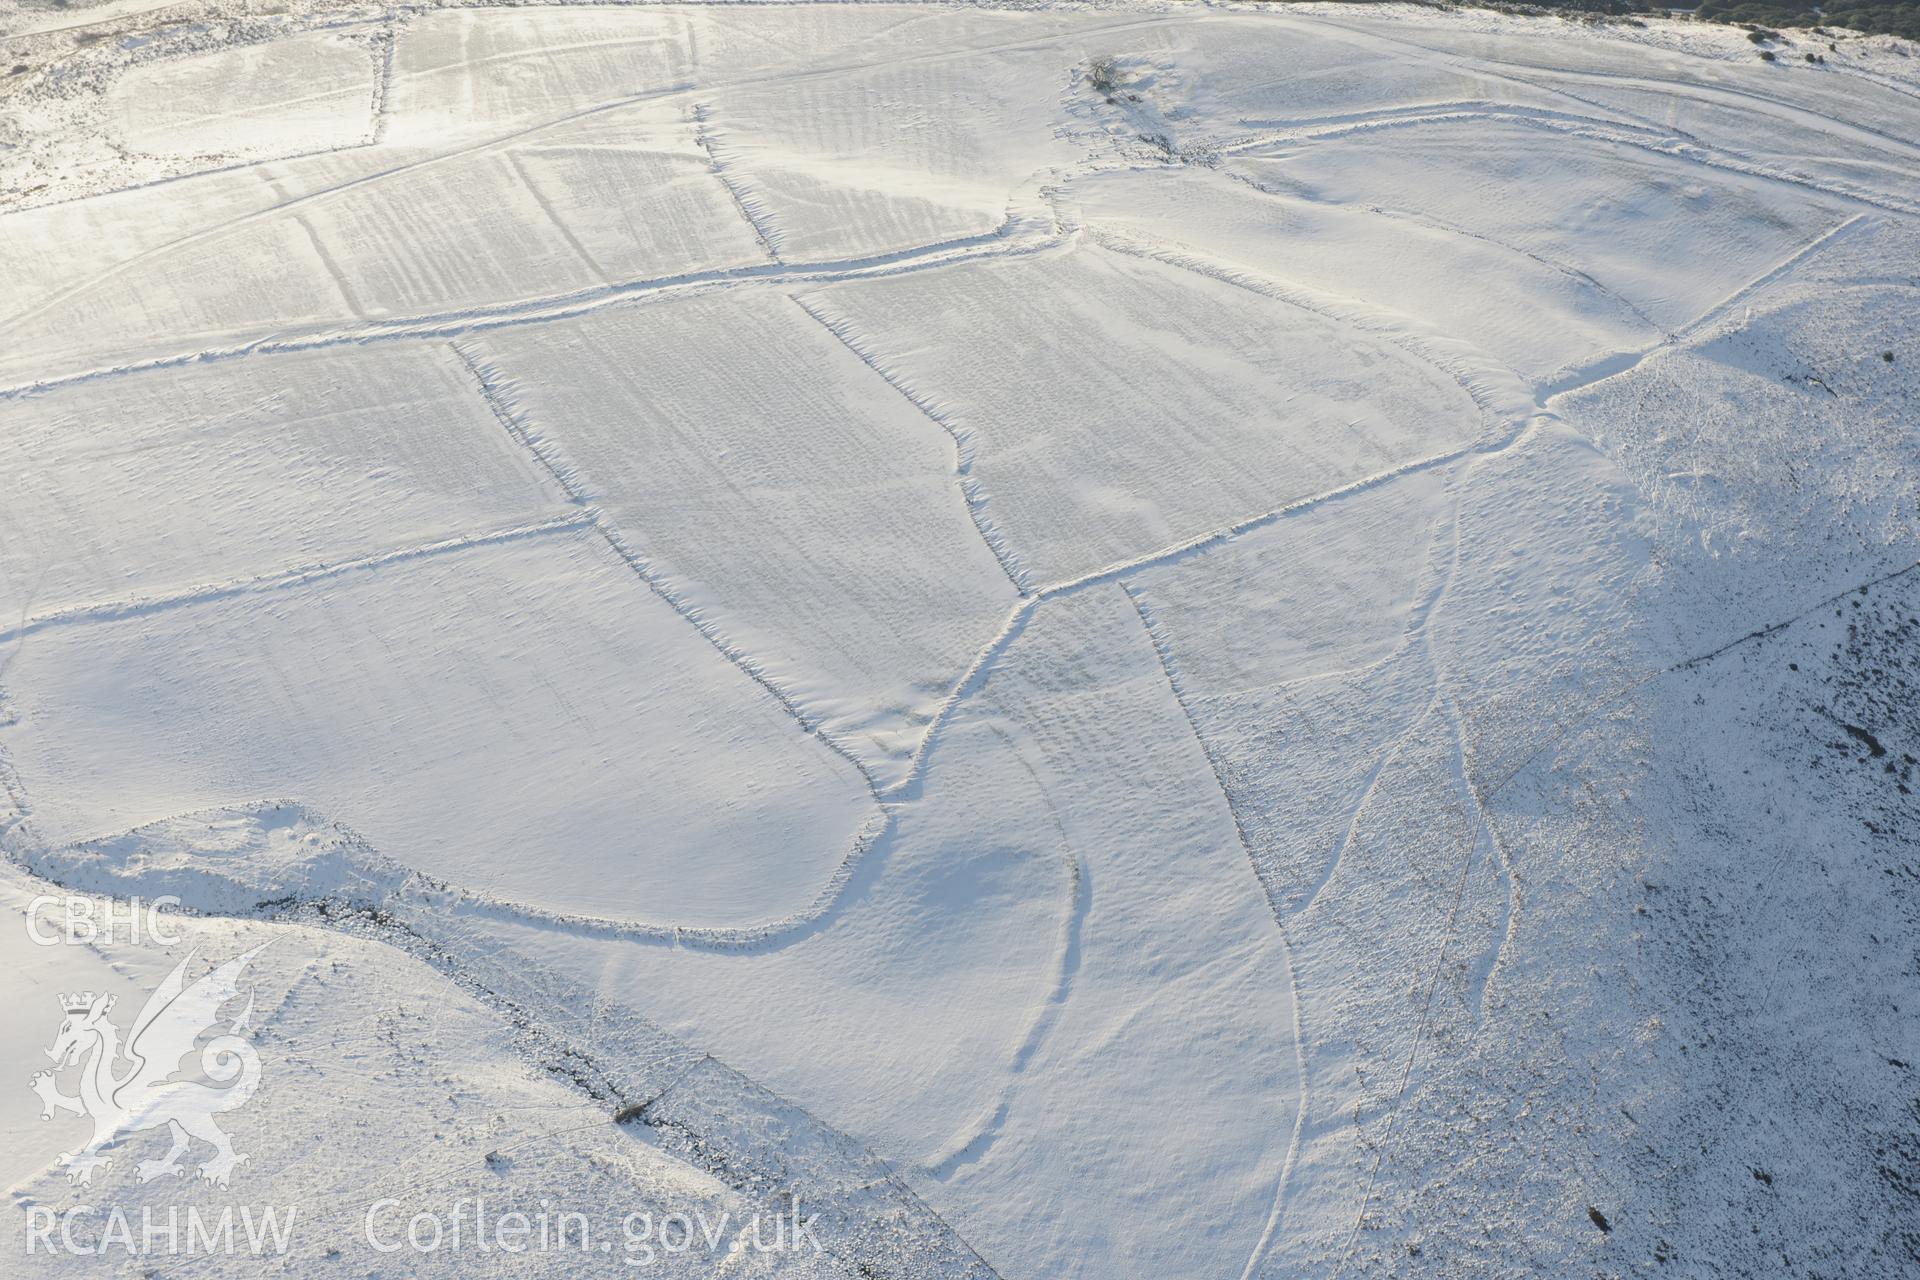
xmin=29 ymin=944 xmax=269 ymax=1188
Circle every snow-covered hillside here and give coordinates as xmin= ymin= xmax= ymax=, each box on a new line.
xmin=1 ymin=2 xmax=1914 ymax=1276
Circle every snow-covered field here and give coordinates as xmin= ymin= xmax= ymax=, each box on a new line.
xmin=1 ymin=1 xmax=1915 ymax=1276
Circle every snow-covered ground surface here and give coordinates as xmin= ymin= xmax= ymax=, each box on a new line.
xmin=1 ymin=2 xmax=1916 ymax=1276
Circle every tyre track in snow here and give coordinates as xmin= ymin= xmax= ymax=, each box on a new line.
xmin=1232 ymin=103 xmax=1920 ymax=218
xmin=1295 ymin=12 xmax=1920 ymax=212
xmin=1451 ymin=696 xmax=1519 ymax=1026
xmin=1121 ymin=581 xmax=1311 ymax=1280
xmin=1223 ymin=94 xmax=1920 ymax=210
xmin=1287 ymin=498 xmax=1460 ymax=923
xmin=1482 ymin=51 xmax=1920 ymax=163
xmin=1138 ymin=462 xmax=1511 ymax=1277
xmin=1409 ymin=497 xmax=1522 ymax=1023
xmin=924 ymin=725 xmax=1084 ymax=1182
xmin=1331 ymin=750 xmax=1496 ymax=1275
xmin=1287 ymin=495 xmax=1482 ymax=1280
xmin=1218 ymin=98 xmax=1672 ymax=153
